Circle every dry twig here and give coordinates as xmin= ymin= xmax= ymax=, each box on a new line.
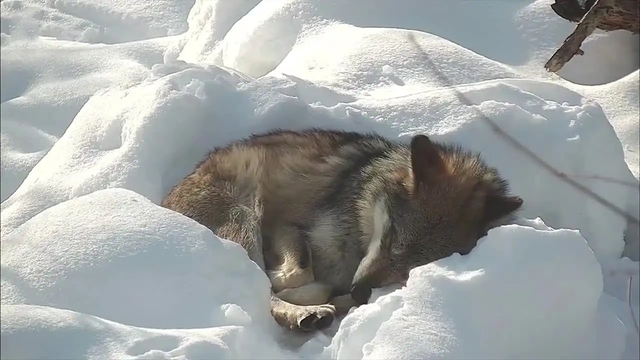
xmin=628 ymin=275 xmax=639 ymax=335
xmin=545 ymin=0 xmax=611 ymax=72
xmin=563 ymin=174 xmax=640 ymax=190
xmin=546 ymin=0 xmax=640 ymax=72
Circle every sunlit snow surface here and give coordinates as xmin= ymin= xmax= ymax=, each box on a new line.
xmin=2 ymin=0 xmax=638 ymax=359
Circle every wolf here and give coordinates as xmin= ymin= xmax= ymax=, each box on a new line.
xmin=161 ymin=128 xmax=523 ymax=332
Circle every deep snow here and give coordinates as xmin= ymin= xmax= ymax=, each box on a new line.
xmin=1 ymin=0 xmax=639 ymax=359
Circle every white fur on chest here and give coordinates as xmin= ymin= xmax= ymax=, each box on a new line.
xmin=353 ymin=198 xmax=390 ymax=283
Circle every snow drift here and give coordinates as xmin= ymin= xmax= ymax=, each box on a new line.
xmin=329 ymin=220 xmax=626 ymax=360
xmin=0 ymin=189 xmax=628 ymax=359
xmin=2 ymin=0 xmax=639 ymax=359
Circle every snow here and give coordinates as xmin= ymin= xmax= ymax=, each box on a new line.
xmin=329 ymin=221 xmax=626 ymax=360
xmin=1 ymin=0 xmax=638 ymax=359
xmin=1 ymin=188 xmax=272 ymax=328
xmin=1 ymin=0 xmax=194 ymax=43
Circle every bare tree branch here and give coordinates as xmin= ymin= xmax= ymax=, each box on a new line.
xmin=546 ymin=0 xmax=640 ymax=72
xmin=545 ymin=0 xmax=612 ymax=73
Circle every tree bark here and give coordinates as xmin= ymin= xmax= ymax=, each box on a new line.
xmin=545 ymin=0 xmax=639 ymax=73
xmin=550 ymin=0 xmax=639 ymax=33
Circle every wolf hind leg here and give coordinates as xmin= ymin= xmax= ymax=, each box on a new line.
xmin=196 ymin=183 xmax=334 ymax=332
xmin=213 ymin=201 xmax=335 ymax=331
xmin=212 ymin=186 xmax=267 ymax=272
xmin=267 ymin=225 xmax=315 ymax=293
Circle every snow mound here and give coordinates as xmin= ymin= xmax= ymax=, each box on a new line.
xmin=270 ymin=25 xmax=519 ymax=93
xmin=1 ymin=304 xmax=298 ymax=360
xmin=179 ymin=0 xmax=525 ymax=79
xmin=1 ymin=60 xmax=636 ymax=358
xmin=0 ymin=0 xmax=193 ymax=43
xmin=175 ymin=0 xmax=639 ymax=179
xmin=2 ymin=53 xmax=635 ymax=257
xmin=2 ymin=0 xmax=639 ymax=358
xmin=1 ymin=210 xmax=627 ymax=359
xmin=176 ymin=0 xmax=572 ymax=71
xmin=578 ymin=70 xmax=640 ymax=179
xmin=556 ymin=30 xmax=639 ymax=86
xmin=1 ymin=187 xmax=273 ymax=330
xmin=0 ymin=37 xmax=167 ymax=202
xmin=2 ymin=61 xmax=635 ymax=261
xmin=328 ymin=221 xmax=626 ymax=359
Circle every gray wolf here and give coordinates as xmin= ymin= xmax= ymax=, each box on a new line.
xmin=161 ymin=129 xmax=523 ymax=332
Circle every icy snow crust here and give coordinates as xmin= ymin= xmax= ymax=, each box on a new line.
xmin=2 ymin=0 xmax=639 ymax=359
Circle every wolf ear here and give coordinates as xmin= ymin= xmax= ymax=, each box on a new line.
xmin=483 ymin=194 xmax=523 ymax=224
xmin=410 ymin=135 xmax=446 ymax=189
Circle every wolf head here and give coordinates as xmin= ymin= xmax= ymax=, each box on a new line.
xmin=350 ymin=134 xmax=523 ymax=304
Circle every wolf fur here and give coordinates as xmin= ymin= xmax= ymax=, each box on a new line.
xmin=161 ymin=128 xmax=523 ymax=332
